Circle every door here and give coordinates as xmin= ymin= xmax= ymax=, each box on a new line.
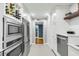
xmin=35 ymin=23 xmax=43 ymax=44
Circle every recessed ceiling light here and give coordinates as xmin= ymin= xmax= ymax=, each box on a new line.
xmin=30 ymin=13 xmax=36 ymax=16
xmin=53 ymin=13 xmax=56 ymax=16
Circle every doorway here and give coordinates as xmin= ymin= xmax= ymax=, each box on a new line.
xmin=35 ymin=23 xmax=44 ymax=44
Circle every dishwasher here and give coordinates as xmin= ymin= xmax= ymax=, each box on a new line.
xmin=57 ymin=34 xmax=68 ymax=56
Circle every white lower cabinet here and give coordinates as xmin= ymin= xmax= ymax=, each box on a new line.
xmin=68 ymin=46 xmax=79 ymax=56
xmin=68 ymin=36 xmax=79 ymax=45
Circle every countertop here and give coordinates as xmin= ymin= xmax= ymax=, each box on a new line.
xmin=57 ymin=33 xmax=79 ymax=37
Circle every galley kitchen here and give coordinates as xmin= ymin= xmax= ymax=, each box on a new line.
xmin=0 ymin=3 xmax=79 ymax=56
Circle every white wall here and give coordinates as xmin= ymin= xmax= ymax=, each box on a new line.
xmin=67 ymin=4 xmax=79 ymax=35
xmin=55 ymin=8 xmax=69 ymax=35
xmin=67 ymin=4 xmax=79 ymax=26
xmin=47 ymin=12 xmax=58 ymax=53
xmin=70 ymin=4 xmax=78 ymax=13
xmin=47 ymin=8 xmax=69 ymax=54
xmin=66 ymin=4 xmax=79 ymax=35
xmin=44 ymin=20 xmax=48 ymax=43
xmin=66 ymin=4 xmax=79 ymax=45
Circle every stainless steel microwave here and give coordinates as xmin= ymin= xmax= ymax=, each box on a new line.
xmin=3 ymin=16 xmax=23 ymax=37
xmin=6 ymin=22 xmax=22 ymax=36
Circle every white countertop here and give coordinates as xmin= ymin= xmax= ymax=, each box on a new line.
xmin=57 ymin=33 xmax=79 ymax=37
xmin=68 ymin=34 xmax=79 ymax=37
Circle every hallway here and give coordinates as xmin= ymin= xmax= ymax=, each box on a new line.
xmin=28 ymin=44 xmax=55 ymax=56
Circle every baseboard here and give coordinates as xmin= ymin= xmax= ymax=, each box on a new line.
xmin=51 ymin=49 xmax=60 ymax=56
xmin=51 ymin=49 xmax=57 ymax=56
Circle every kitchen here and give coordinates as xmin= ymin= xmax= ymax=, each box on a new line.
xmin=0 ymin=3 xmax=79 ymax=56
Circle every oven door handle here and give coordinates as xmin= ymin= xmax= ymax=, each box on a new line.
xmin=58 ymin=37 xmax=67 ymax=40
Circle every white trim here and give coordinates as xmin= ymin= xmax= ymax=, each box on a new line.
xmin=34 ymin=21 xmax=46 ymax=44
xmin=47 ymin=43 xmax=60 ymax=56
xmin=52 ymin=49 xmax=61 ymax=56
xmin=19 ymin=52 xmax=23 ymax=56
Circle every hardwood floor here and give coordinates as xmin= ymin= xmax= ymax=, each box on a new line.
xmin=35 ymin=37 xmax=44 ymax=44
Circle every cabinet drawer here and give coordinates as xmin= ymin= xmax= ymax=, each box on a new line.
xmin=68 ymin=46 xmax=79 ymax=56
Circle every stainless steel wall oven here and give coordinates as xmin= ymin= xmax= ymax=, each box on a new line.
xmin=3 ymin=16 xmax=23 ymax=49
xmin=8 ymin=24 xmax=21 ymax=34
xmin=6 ymin=22 xmax=22 ymax=36
xmin=4 ymin=41 xmax=23 ymax=56
xmin=2 ymin=16 xmax=24 ymax=56
xmin=4 ymin=37 xmax=23 ymax=49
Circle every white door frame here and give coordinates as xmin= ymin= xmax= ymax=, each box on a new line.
xmin=34 ymin=22 xmax=45 ymax=44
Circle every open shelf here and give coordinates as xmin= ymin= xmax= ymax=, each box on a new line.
xmin=64 ymin=10 xmax=79 ymax=20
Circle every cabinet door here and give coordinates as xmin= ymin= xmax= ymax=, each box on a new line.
xmin=68 ymin=46 xmax=79 ymax=56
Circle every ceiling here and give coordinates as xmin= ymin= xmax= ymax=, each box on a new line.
xmin=22 ymin=3 xmax=73 ymax=18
